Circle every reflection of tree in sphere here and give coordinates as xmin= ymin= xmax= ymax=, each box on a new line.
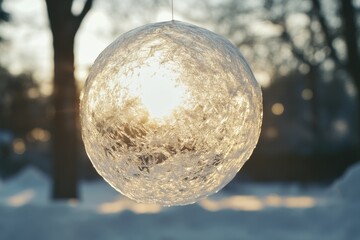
xmin=80 ymin=21 xmax=262 ymax=206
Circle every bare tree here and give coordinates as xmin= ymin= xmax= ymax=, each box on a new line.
xmin=0 ymin=0 xmax=9 ymax=22
xmin=184 ymin=0 xmax=359 ymax=180
xmin=340 ymin=0 xmax=360 ymax=149
xmin=45 ymin=0 xmax=93 ymax=199
xmin=198 ymin=0 xmax=359 ymax=148
xmin=0 ymin=0 xmax=9 ymax=42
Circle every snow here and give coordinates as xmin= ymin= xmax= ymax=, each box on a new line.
xmin=0 ymin=165 xmax=359 ymax=240
xmin=332 ymin=163 xmax=360 ymax=201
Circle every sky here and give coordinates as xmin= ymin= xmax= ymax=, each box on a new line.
xmin=2 ymin=0 xmax=356 ymax=95
xmin=0 ymin=0 xmax=194 ymax=95
xmin=0 ymin=0 xmax=278 ymax=95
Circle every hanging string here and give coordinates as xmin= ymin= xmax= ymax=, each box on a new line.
xmin=171 ymin=0 xmax=174 ymax=21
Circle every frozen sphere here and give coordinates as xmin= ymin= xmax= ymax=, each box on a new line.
xmin=80 ymin=21 xmax=262 ymax=206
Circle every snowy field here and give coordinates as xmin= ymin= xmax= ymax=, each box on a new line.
xmin=0 ymin=164 xmax=359 ymax=240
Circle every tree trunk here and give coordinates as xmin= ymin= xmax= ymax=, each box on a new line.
xmin=52 ymin=31 xmax=79 ymax=199
xmin=340 ymin=0 xmax=360 ymax=157
xmin=45 ymin=0 xmax=92 ymax=199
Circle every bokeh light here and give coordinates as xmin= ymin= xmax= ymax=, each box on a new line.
xmin=271 ymin=103 xmax=284 ymax=116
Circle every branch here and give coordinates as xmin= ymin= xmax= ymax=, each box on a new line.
xmin=340 ymin=0 xmax=360 ymax=86
xmin=0 ymin=0 xmax=9 ymax=22
xmin=281 ymin=29 xmax=313 ymax=67
xmin=77 ymin=0 xmax=93 ymax=22
xmin=73 ymin=0 xmax=93 ymax=32
xmin=45 ymin=0 xmax=74 ymax=34
xmin=311 ymin=0 xmax=341 ymax=66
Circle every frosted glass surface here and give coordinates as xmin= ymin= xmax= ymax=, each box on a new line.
xmin=80 ymin=21 xmax=262 ymax=206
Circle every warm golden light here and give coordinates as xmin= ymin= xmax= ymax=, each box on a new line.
xmin=198 ymin=194 xmax=316 ymax=212
xmin=13 ymin=138 xmax=26 ymax=154
xmin=30 ymin=128 xmax=51 ymax=142
xmin=199 ymin=195 xmax=264 ymax=212
xmin=6 ymin=189 xmax=35 ymax=207
xmin=271 ymin=102 xmax=284 ymax=116
xmin=283 ymin=196 xmax=316 ymax=208
xmin=80 ymin=21 xmax=262 ymax=206
xmin=124 ymin=58 xmax=187 ymax=119
xmin=265 ymin=127 xmax=279 ymax=139
xmin=265 ymin=194 xmax=282 ymax=207
xmin=27 ymin=88 xmax=40 ymax=99
xmin=98 ymin=197 xmax=162 ymax=214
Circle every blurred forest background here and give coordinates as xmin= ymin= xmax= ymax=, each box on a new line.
xmin=0 ymin=0 xmax=359 ymax=200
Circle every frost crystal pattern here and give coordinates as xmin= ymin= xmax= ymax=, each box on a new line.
xmin=80 ymin=21 xmax=262 ymax=206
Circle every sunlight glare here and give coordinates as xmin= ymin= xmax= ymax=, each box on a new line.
xmin=126 ymin=54 xmax=188 ymax=120
xmin=98 ymin=197 xmax=162 ymax=214
xmin=198 ymin=194 xmax=317 ymax=212
xmin=199 ymin=195 xmax=264 ymax=212
xmin=6 ymin=189 xmax=35 ymax=207
xmin=283 ymin=196 xmax=316 ymax=208
xmin=254 ymin=71 xmax=271 ymax=87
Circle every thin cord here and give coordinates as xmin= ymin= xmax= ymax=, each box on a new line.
xmin=171 ymin=0 xmax=174 ymax=21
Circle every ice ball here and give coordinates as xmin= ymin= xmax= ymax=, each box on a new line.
xmin=80 ymin=21 xmax=262 ymax=206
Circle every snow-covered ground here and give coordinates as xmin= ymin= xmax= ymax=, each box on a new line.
xmin=0 ymin=164 xmax=359 ymax=240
